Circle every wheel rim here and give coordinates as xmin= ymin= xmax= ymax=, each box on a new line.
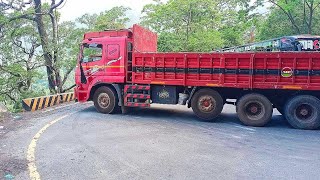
xmin=244 ymin=101 xmax=265 ymax=120
xmin=198 ymin=95 xmax=216 ymax=113
xmin=98 ymin=93 xmax=110 ymax=108
xmin=295 ymin=103 xmax=314 ymax=121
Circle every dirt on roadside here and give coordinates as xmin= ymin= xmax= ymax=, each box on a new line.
xmin=0 ymin=110 xmax=41 ymax=138
xmin=0 ymin=102 xmax=77 ymax=138
xmin=0 ymin=111 xmax=38 ymax=138
xmin=0 ymin=112 xmax=28 ymax=179
xmin=0 ymin=153 xmax=28 ymax=179
xmin=0 ymin=112 xmax=14 ymax=137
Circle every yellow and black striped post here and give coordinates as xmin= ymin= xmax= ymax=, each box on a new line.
xmin=60 ymin=92 xmax=75 ymax=103
xmin=22 ymin=92 xmax=76 ymax=112
xmin=22 ymin=95 xmax=61 ymax=112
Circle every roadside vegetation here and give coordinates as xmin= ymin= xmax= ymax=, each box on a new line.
xmin=0 ymin=0 xmax=320 ymax=112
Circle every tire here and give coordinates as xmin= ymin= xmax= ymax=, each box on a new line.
xmin=236 ymin=93 xmax=273 ymax=127
xmin=284 ymin=95 xmax=320 ymax=130
xmin=93 ymin=86 xmax=117 ymax=114
xmin=191 ymin=88 xmax=224 ymax=121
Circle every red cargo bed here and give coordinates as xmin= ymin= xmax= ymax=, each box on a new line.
xmin=132 ymin=52 xmax=320 ymax=91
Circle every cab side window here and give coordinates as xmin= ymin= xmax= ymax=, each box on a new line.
xmin=82 ymin=43 xmax=103 ymax=63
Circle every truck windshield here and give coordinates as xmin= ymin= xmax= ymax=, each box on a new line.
xmin=81 ymin=43 xmax=103 ymax=63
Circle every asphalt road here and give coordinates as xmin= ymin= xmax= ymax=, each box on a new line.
xmin=1 ymin=103 xmax=320 ymax=180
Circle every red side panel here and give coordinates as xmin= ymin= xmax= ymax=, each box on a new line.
xmin=132 ymin=52 xmax=320 ymax=91
xmin=133 ymin=24 xmax=157 ymax=52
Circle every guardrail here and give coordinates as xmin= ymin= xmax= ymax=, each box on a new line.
xmin=22 ymin=92 xmax=75 ymax=111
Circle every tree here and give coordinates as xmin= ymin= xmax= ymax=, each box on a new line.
xmin=256 ymin=9 xmax=296 ymax=40
xmin=76 ymin=6 xmax=131 ymax=31
xmin=95 ymin=6 xmax=131 ymax=31
xmin=0 ymin=0 xmax=73 ymax=93
xmin=0 ymin=14 xmax=44 ymax=110
xmin=33 ymin=0 xmax=65 ymax=93
xmin=140 ymin=0 xmax=254 ymax=52
xmin=256 ymin=0 xmax=320 ymax=40
xmin=262 ymin=0 xmax=320 ymax=34
xmin=56 ymin=21 xmax=84 ymax=92
xmin=0 ymin=0 xmax=85 ymax=111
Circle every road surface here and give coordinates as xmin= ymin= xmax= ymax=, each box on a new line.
xmin=0 ymin=103 xmax=319 ymax=180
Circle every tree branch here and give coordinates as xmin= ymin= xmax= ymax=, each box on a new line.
xmin=303 ymin=0 xmax=309 ymax=27
xmin=269 ymin=0 xmax=301 ymax=33
xmin=16 ymin=14 xmax=34 ymax=21
xmin=60 ymin=67 xmax=74 ymax=87
xmin=4 ymin=92 xmax=16 ymax=102
xmin=11 ymin=30 xmax=29 ymax=54
xmin=62 ymin=84 xmax=76 ymax=93
xmin=49 ymin=0 xmax=64 ymax=12
xmin=313 ymin=2 xmax=320 ymax=11
xmin=306 ymin=1 xmax=311 ymax=8
xmin=0 ymin=66 xmax=21 ymax=77
xmin=0 ymin=0 xmax=33 ymax=11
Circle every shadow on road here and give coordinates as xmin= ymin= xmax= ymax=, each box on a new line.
xmin=80 ymin=104 xmax=293 ymax=130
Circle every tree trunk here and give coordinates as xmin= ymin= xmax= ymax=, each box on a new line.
xmin=308 ymin=3 xmax=314 ymax=34
xmin=34 ymin=0 xmax=56 ymax=93
xmin=49 ymin=11 xmax=62 ymax=93
xmin=185 ymin=4 xmax=192 ymax=50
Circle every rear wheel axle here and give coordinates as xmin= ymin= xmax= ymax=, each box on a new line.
xmin=236 ymin=93 xmax=273 ymax=127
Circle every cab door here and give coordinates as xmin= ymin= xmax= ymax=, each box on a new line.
xmin=104 ymin=37 xmax=126 ymax=81
xmin=105 ymin=44 xmax=121 ymax=74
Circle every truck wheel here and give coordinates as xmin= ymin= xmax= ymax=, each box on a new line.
xmin=93 ymin=86 xmax=117 ymax=114
xmin=284 ymin=95 xmax=320 ymax=130
xmin=191 ymin=89 xmax=224 ymax=121
xmin=236 ymin=93 xmax=273 ymax=127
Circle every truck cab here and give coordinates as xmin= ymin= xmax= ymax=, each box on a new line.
xmin=75 ymin=25 xmax=157 ymax=102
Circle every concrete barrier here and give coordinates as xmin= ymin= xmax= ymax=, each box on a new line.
xmin=22 ymin=92 xmax=75 ymax=112
xmin=59 ymin=92 xmax=75 ymax=103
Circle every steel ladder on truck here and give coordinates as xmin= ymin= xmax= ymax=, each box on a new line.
xmin=124 ymin=49 xmax=151 ymax=107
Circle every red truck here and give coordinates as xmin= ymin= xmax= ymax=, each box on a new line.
xmin=75 ymin=24 xmax=320 ymax=130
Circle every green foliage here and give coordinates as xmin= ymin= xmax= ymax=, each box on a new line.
xmin=259 ymin=0 xmax=320 ymax=36
xmin=95 ymin=6 xmax=131 ymax=31
xmin=157 ymin=32 xmax=184 ymax=52
xmin=141 ymin=0 xmax=254 ymax=52
xmin=256 ymin=10 xmax=295 ymax=40
xmin=188 ymin=30 xmax=224 ymax=51
xmin=77 ymin=6 xmax=131 ymax=31
xmin=0 ymin=12 xmax=44 ymax=112
xmin=57 ymin=21 xmax=84 ymax=90
xmin=256 ymin=0 xmax=320 ymax=40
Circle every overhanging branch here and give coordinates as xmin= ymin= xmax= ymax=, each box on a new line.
xmin=62 ymin=84 xmax=75 ymax=93
xmin=49 ymin=0 xmax=64 ymax=12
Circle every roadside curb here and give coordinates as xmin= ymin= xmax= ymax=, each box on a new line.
xmin=22 ymin=92 xmax=75 ymax=112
